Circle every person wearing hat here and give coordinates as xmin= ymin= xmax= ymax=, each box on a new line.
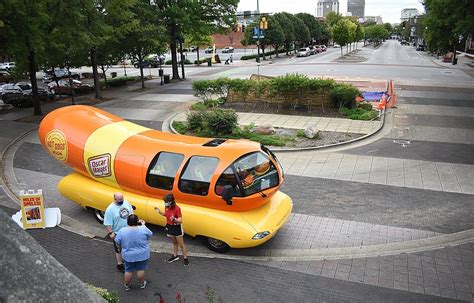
xmin=155 ymin=193 xmax=189 ymax=266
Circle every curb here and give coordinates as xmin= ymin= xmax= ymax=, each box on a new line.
xmin=167 ymin=110 xmax=385 ymax=153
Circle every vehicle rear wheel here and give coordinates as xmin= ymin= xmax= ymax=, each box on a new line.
xmin=92 ymin=208 xmax=105 ymax=223
xmin=206 ymin=237 xmax=230 ymax=253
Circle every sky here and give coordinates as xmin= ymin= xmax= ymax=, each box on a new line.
xmin=237 ymin=0 xmax=425 ymax=24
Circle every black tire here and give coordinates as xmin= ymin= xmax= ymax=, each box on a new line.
xmin=206 ymin=237 xmax=230 ymax=253
xmin=92 ymin=208 xmax=105 ymax=223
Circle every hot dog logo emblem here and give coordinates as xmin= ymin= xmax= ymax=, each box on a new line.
xmin=45 ymin=130 xmax=68 ymax=162
xmin=88 ymin=154 xmax=112 ymax=178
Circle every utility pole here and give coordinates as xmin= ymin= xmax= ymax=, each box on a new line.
xmin=256 ymin=0 xmax=260 ymax=63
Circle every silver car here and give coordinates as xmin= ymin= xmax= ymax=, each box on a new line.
xmin=297 ymin=47 xmax=310 ymax=57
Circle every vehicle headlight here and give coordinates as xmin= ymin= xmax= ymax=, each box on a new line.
xmin=252 ymin=231 xmax=270 ymax=240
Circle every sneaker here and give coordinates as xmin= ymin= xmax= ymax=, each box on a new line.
xmin=117 ymin=264 xmax=125 ymax=273
xmin=124 ymin=283 xmax=131 ymax=291
xmin=165 ymin=255 xmax=179 ymax=263
xmin=140 ymin=280 xmax=147 ymax=289
xmin=184 ymin=258 xmax=189 ymax=266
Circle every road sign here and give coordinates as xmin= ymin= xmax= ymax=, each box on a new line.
xmin=253 ymin=28 xmax=264 ymax=39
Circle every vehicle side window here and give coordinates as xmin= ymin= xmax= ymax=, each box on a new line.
xmin=215 ymin=167 xmax=243 ymax=197
xmin=146 ymin=152 xmax=184 ymax=190
xmin=179 ymin=156 xmax=219 ymax=196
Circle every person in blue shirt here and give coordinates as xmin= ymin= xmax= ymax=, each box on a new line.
xmin=115 ymin=214 xmax=153 ymax=290
xmin=104 ymin=192 xmax=133 ymax=273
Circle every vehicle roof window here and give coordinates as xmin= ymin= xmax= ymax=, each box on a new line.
xmin=146 ymin=152 xmax=184 ymax=190
xmin=179 ymin=156 xmax=219 ymax=196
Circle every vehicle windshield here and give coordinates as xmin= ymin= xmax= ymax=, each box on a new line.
xmin=18 ymin=84 xmax=31 ymax=90
xmin=215 ymin=151 xmax=279 ymax=197
xmin=299 ymin=48 xmax=307 ymax=51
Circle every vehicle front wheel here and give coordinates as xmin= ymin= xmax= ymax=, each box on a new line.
xmin=92 ymin=208 xmax=105 ymax=223
xmin=206 ymin=237 xmax=230 ymax=253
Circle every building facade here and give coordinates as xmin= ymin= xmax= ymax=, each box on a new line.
xmin=401 ymin=8 xmax=419 ymax=22
xmin=316 ymin=0 xmax=339 ymax=18
xmin=364 ymin=16 xmax=383 ymax=25
xmin=347 ymin=0 xmax=365 ymax=18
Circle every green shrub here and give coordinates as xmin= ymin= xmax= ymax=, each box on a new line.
xmin=296 ymin=129 xmax=306 ymax=138
xmin=330 ymin=83 xmax=361 ymax=109
xmin=165 ymin=59 xmax=191 ymax=65
xmin=187 ymin=110 xmax=205 ymax=132
xmin=87 ymin=285 xmax=119 ymax=303
xmin=194 ymin=58 xmax=211 ymax=64
xmin=340 ymin=107 xmax=378 ymax=120
xmin=358 ymin=102 xmax=373 ymax=110
xmin=172 ymin=120 xmax=188 ymax=134
xmin=186 ymin=108 xmax=238 ymax=136
xmin=190 ymin=102 xmax=208 ymax=111
xmin=205 ymin=108 xmax=238 ymax=136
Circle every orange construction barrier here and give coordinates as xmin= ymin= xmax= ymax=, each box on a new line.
xmin=378 ymin=95 xmax=387 ymax=110
xmin=386 ymin=80 xmax=398 ymax=108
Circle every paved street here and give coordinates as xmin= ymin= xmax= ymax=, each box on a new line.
xmin=1 ymin=40 xmax=473 ymax=302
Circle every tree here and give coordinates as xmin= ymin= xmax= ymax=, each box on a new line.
xmin=274 ymin=13 xmax=295 ymax=55
xmin=0 ymin=0 xmax=77 ymax=115
xmin=326 ymin=12 xmax=343 ymax=27
xmin=332 ymin=19 xmax=351 ymax=56
xmin=287 ymin=14 xmax=310 ymax=47
xmin=186 ymin=33 xmax=212 ymax=65
xmin=296 ymin=13 xmax=320 ymax=43
xmin=383 ymin=23 xmax=393 ymax=34
xmin=423 ymin=0 xmax=474 ymax=54
xmin=155 ymin=0 xmax=238 ymax=81
xmin=265 ymin=17 xmax=285 ymax=57
xmin=354 ymin=23 xmax=365 ymax=50
xmin=123 ymin=0 xmax=166 ymax=88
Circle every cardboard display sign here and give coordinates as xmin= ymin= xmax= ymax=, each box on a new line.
xmin=20 ymin=190 xmax=46 ymax=229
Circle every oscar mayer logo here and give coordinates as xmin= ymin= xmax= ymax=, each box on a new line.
xmin=88 ymin=154 xmax=112 ymax=178
xmin=45 ymin=130 xmax=68 ymax=162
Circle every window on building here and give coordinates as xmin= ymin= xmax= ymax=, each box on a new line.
xmin=147 ymin=152 xmax=184 ymax=190
xmin=178 ymin=156 xmax=219 ymax=196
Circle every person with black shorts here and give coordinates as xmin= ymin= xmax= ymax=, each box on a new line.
xmin=155 ymin=193 xmax=189 ymax=266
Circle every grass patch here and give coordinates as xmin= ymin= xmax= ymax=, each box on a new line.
xmin=340 ymin=107 xmax=378 ymax=120
xmin=172 ymin=120 xmax=189 ymax=134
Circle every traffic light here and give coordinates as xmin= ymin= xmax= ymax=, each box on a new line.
xmin=259 ymin=16 xmax=268 ymax=30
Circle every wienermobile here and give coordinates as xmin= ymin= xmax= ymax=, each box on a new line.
xmin=39 ymin=105 xmax=292 ymax=252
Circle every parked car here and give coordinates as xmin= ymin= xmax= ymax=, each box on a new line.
xmin=222 ymin=46 xmax=234 ymax=53
xmin=1 ymin=82 xmax=50 ymax=107
xmin=314 ymin=45 xmax=323 ymax=53
xmin=47 ymin=79 xmax=91 ymax=95
xmin=320 ymin=45 xmax=327 ymax=51
xmin=416 ymin=44 xmax=425 ymax=51
xmin=308 ymin=46 xmax=316 ymax=55
xmin=297 ymin=47 xmax=310 ymax=57
xmin=133 ymin=60 xmax=161 ymax=68
xmin=185 ymin=46 xmax=197 ymax=52
xmin=400 ymin=40 xmax=409 ymax=45
xmin=0 ymin=62 xmax=16 ymax=71
xmin=204 ymin=46 xmax=214 ymax=53
xmin=43 ymin=69 xmax=80 ymax=83
xmin=333 ymin=44 xmax=340 ymax=48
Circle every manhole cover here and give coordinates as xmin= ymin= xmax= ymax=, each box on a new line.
xmin=393 ymin=140 xmax=410 ymax=147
